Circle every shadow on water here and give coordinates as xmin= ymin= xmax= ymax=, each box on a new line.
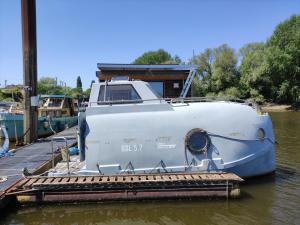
xmin=242 ymin=165 xmax=296 ymax=186
xmin=275 ymin=165 xmax=297 ymax=179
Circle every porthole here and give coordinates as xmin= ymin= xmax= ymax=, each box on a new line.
xmin=257 ymin=128 xmax=266 ymax=140
xmin=186 ymin=128 xmax=209 ymax=153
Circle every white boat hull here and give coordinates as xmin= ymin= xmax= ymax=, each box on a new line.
xmin=82 ymin=100 xmax=276 ymax=178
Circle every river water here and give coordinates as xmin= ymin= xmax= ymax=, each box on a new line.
xmin=1 ymin=112 xmax=299 ymax=225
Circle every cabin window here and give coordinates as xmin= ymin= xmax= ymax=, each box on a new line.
xmin=48 ymin=98 xmax=63 ymax=107
xmin=148 ymin=82 xmax=163 ymax=97
xmin=98 ymin=84 xmax=142 ymax=104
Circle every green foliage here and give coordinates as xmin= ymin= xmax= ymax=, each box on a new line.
xmin=133 ymin=49 xmax=182 ymax=64
xmin=211 ymin=44 xmax=238 ymax=92
xmin=76 ymin=76 xmax=83 ymax=92
xmin=191 ymin=44 xmax=238 ymax=98
xmin=259 ymin=15 xmax=299 ymax=105
xmin=239 ymin=43 xmax=265 ymax=98
xmin=38 ymin=77 xmax=66 ymax=95
xmin=191 ymin=15 xmax=299 ymax=106
xmin=0 ymin=87 xmax=23 ymax=102
xmin=37 ymin=77 xmax=90 ymax=98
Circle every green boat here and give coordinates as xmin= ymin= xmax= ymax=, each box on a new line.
xmin=0 ymin=95 xmax=78 ymax=141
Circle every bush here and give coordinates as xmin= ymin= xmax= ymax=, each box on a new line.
xmin=249 ymin=89 xmax=265 ymax=104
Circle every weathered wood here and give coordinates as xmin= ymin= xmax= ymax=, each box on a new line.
xmin=23 ymin=178 xmax=37 ymax=188
xmin=7 ymin=172 xmax=243 ymax=203
xmin=21 ymin=0 xmax=38 ymax=143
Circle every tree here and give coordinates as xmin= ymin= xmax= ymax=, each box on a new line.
xmin=191 ymin=45 xmax=239 ymax=97
xmin=76 ymin=76 xmax=83 ymax=93
xmin=259 ymin=15 xmax=300 ymax=105
xmin=238 ymin=16 xmax=300 ymax=105
xmin=38 ymin=77 xmax=66 ymax=95
xmin=239 ymin=42 xmax=268 ymax=99
xmin=0 ymin=87 xmax=23 ymax=102
xmin=133 ymin=49 xmax=181 ymax=64
xmin=190 ymin=48 xmax=214 ymax=96
xmin=211 ymin=44 xmax=239 ymax=92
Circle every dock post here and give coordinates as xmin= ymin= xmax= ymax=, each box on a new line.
xmin=21 ymin=0 xmax=38 ymax=143
xmin=51 ymin=139 xmax=55 ymax=169
xmin=65 ymin=138 xmax=70 ymax=176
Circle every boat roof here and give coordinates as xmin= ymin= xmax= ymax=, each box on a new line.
xmin=96 ymin=63 xmax=198 ymax=80
xmin=40 ymin=95 xmax=72 ymax=99
xmin=97 ymin=63 xmax=198 ymax=71
xmin=0 ymin=102 xmax=18 ymax=106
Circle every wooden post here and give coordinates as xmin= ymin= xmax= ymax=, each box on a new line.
xmin=21 ymin=0 xmax=38 ymax=143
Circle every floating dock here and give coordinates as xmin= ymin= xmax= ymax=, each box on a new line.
xmin=0 ymin=126 xmax=77 ymax=209
xmin=5 ymin=172 xmax=242 ymax=204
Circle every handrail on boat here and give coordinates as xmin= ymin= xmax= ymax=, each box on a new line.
xmin=86 ymin=96 xmax=257 ymax=109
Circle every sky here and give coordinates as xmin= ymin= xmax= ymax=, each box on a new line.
xmin=0 ymin=0 xmax=299 ymax=89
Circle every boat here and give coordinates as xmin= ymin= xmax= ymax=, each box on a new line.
xmin=78 ymin=80 xmax=276 ymax=178
xmin=0 ymin=95 xmax=78 ymax=141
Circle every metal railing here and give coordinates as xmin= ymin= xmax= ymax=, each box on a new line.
xmin=50 ymin=136 xmax=76 ymax=176
xmin=86 ymin=96 xmax=257 ymax=109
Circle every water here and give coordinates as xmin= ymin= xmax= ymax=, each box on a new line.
xmin=1 ymin=112 xmax=299 ymax=225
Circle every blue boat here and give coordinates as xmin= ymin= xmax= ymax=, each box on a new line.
xmin=0 ymin=95 xmax=78 ymax=141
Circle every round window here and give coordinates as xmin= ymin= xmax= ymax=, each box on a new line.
xmin=186 ymin=129 xmax=209 ymax=153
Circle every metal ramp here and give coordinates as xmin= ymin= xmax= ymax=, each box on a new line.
xmin=6 ymin=172 xmax=243 ymax=203
xmin=180 ymin=69 xmax=197 ymax=97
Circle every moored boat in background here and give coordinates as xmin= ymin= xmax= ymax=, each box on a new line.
xmin=0 ymin=95 xmax=78 ymax=141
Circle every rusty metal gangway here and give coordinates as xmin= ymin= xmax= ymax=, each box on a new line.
xmin=5 ymin=172 xmax=243 ymax=203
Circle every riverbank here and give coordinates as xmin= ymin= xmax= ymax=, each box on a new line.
xmin=261 ymin=103 xmax=299 ymax=112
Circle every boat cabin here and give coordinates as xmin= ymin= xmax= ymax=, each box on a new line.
xmin=96 ymin=64 xmax=198 ymax=98
xmin=89 ymin=80 xmax=165 ymax=107
xmin=38 ymin=95 xmax=76 ymax=118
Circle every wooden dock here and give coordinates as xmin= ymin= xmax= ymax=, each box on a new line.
xmin=0 ymin=126 xmax=77 ymax=209
xmin=5 ymin=172 xmax=243 ymax=203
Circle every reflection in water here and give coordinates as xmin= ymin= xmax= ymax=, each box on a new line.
xmin=1 ymin=112 xmax=300 ymax=225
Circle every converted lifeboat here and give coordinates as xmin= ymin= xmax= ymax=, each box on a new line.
xmin=78 ymin=80 xmax=276 ymax=178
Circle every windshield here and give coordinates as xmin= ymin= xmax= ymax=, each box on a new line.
xmin=98 ymin=84 xmax=142 ymax=104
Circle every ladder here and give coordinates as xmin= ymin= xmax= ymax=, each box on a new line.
xmin=180 ymin=69 xmax=197 ymax=97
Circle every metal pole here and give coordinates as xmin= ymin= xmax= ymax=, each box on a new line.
xmin=51 ymin=138 xmax=55 ymax=169
xmin=66 ymin=138 xmax=70 ymax=176
xmin=21 ymin=0 xmax=38 ymax=143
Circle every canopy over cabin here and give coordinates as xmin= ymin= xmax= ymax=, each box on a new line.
xmin=96 ymin=64 xmax=198 ymax=98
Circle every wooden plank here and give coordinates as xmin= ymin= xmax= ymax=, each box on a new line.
xmin=140 ymin=175 xmax=147 ymax=182
xmin=147 ymin=175 xmax=154 ymax=181
xmin=100 ymin=177 xmax=109 ymax=183
xmin=170 ymin=175 xmax=178 ymax=181
xmin=184 ymin=174 xmax=193 ymax=180
xmin=35 ymin=178 xmax=46 ymax=184
xmin=85 ymin=177 xmax=94 ymax=183
xmin=69 ymin=177 xmax=78 ymax=183
xmin=124 ymin=176 xmax=132 ymax=182
xmin=60 ymin=177 xmax=70 ymax=184
xmin=191 ymin=174 xmax=201 ymax=180
xmin=51 ymin=178 xmax=62 ymax=185
xmin=176 ymin=174 xmax=186 ymax=181
xmin=132 ymin=176 xmax=139 ymax=182
xmin=15 ymin=178 xmax=30 ymax=189
xmin=76 ymin=177 xmax=86 ymax=184
xmin=43 ymin=177 xmax=54 ymax=185
xmin=91 ymin=176 xmax=101 ymax=183
xmin=23 ymin=178 xmax=38 ymax=188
